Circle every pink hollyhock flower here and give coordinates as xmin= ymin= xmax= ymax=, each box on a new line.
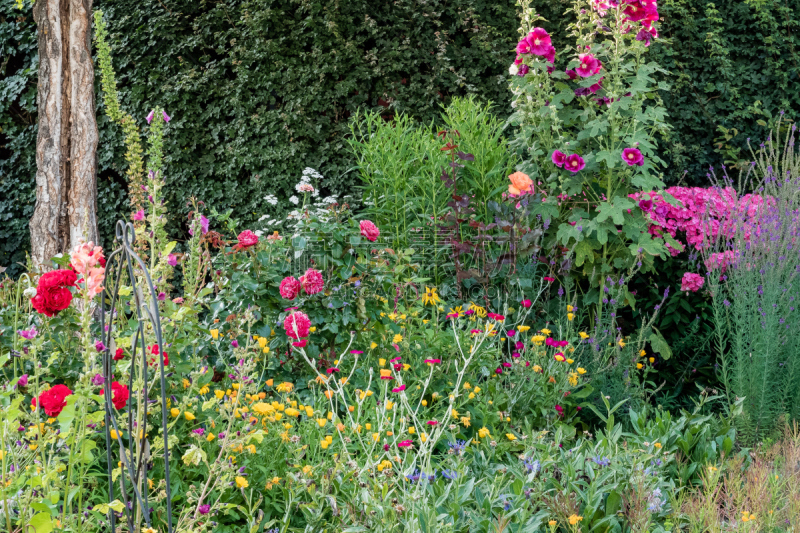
xmin=564 ymin=154 xmax=586 ymax=173
xmin=300 ymin=268 xmax=325 ymax=295
xmin=566 ymin=69 xmax=578 ymax=80
xmin=189 ymin=215 xmax=209 ymax=236
xmin=71 ymin=242 xmax=104 ymax=275
xmin=359 ymin=220 xmax=380 ymax=242
xmin=543 ymin=45 xmax=556 ymax=64
xmin=392 ymin=385 xmax=407 ymax=393
xmin=681 ymin=272 xmax=705 ymax=292
xmin=639 ymin=199 xmax=653 ymax=211
xmin=588 ymin=78 xmax=604 ymax=94
xmin=398 ymin=440 xmax=413 ymax=448
xmin=521 ymin=298 xmax=532 ymax=308
xmin=527 ymin=28 xmax=552 ymax=56
xmin=516 ymin=39 xmax=532 ymax=55
xmin=623 ymin=0 xmax=647 ymax=22
xmin=236 ymin=230 xmax=259 ymax=249
xmin=575 ymin=54 xmax=602 ymax=77
xmin=551 ymin=150 xmax=567 ymax=168
xmin=17 ymin=374 xmax=28 ymax=387
xmin=279 ymin=276 xmax=302 ymax=300
xmin=622 ymin=147 xmax=644 ymax=166
xmin=284 ymin=311 xmax=311 ymax=339
xmin=636 ymin=27 xmax=656 ymax=46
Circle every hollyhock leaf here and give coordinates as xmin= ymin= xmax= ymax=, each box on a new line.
xmin=79 ymin=439 xmax=97 ymax=463
xmin=631 ymin=172 xmax=665 ymax=191
xmin=596 ymin=201 xmax=631 ymax=225
xmin=574 ymin=241 xmax=595 ymax=267
xmin=58 ymin=394 xmax=79 ymax=434
xmin=595 ymin=150 xmax=617 ymax=169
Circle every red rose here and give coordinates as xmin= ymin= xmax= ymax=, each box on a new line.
xmin=31 ymin=269 xmax=76 ymax=316
xmin=47 ymin=287 xmax=73 ymax=312
xmin=235 ymin=230 xmax=259 ymax=250
xmin=100 ymin=381 xmax=130 ymax=410
xmin=113 ymin=348 xmax=125 ymax=361
xmin=32 ymin=384 xmax=73 ymax=417
xmin=149 ymin=344 xmax=168 ymax=367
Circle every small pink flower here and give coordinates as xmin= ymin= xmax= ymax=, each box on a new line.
xmin=292 ymin=340 xmax=308 ymax=348
xmin=551 ymin=150 xmax=567 ymax=168
xmin=622 ymin=147 xmax=644 ymax=166
xmin=502 ymin=362 xmax=512 ymax=368
xmin=564 ymin=154 xmax=586 ymax=173
xmin=398 ymin=440 xmax=413 ymax=448
xmin=167 ymin=254 xmax=178 ymax=266
xmin=426 ymin=420 xmax=438 ymax=426
xmin=521 ymin=299 xmax=532 ymax=308
xmin=555 ymin=404 xmax=564 ymax=417
xmin=392 ymin=385 xmax=407 ymax=393
xmin=300 ymin=268 xmax=325 ymax=295
xmin=279 ymin=276 xmax=302 ymax=300
xmin=526 ymin=28 xmax=552 ymax=56
xmin=359 ymin=220 xmax=380 ymax=242
xmin=424 ymin=359 xmax=441 ymax=364
xmin=544 ymin=277 xmax=555 ymax=282
xmin=495 ymin=367 xmax=503 ymax=375
xmin=327 ymin=367 xmax=340 ymax=374
xmin=575 ymin=54 xmax=602 ymax=77
xmin=681 ymin=272 xmax=705 ymax=292
xmin=350 ymin=350 xmax=364 ymax=354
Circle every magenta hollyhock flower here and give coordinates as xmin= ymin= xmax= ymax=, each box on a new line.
xmin=623 ymin=0 xmax=647 ymax=22
xmin=589 ymin=78 xmax=604 ymax=94
xmin=681 ymin=272 xmax=705 ymax=292
xmin=639 ymin=199 xmax=653 ymax=211
xmin=132 ymin=210 xmax=145 ymax=221
xmin=564 ymin=154 xmax=586 ymax=173
xmin=300 ymin=268 xmax=324 ymax=295
xmin=526 ymin=28 xmax=552 ymax=56
xmin=18 ymin=326 xmax=37 ymax=340
xmin=575 ymin=54 xmax=602 ymax=77
xmin=543 ymin=45 xmax=556 ymax=64
xmin=17 ymin=374 xmax=28 ymax=388
xmin=517 ymin=64 xmax=530 ymax=76
xmin=231 ymin=339 xmax=239 ymax=348
xmin=279 ymin=276 xmax=302 ymax=300
xmin=516 ymin=38 xmax=532 ymax=55
xmin=636 ymin=27 xmax=655 ymax=46
xmin=622 ymin=147 xmax=644 ymax=166
xmin=551 ymin=150 xmax=567 ymax=168
xmin=392 ymin=385 xmax=407 ymax=393
xmin=359 ymin=220 xmax=380 ymax=242
xmin=284 ymin=311 xmax=311 ymax=339
xmin=521 ymin=299 xmax=532 ymax=308
xmin=566 ymin=69 xmax=578 ymax=80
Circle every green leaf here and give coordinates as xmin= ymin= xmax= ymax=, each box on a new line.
xmin=574 ymin=241 xmax=595 ymax=267
xmin=28 ymin=513 xmax=53 ymax=533
xmin=649 ymin=328 xmax=672 ymax=360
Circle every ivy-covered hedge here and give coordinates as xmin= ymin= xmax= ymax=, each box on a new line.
xmin=1 ymin=0 xmax=799 ymax=274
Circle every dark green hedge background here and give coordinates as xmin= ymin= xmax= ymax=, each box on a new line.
xmin=2 ymin=0 xmax=799 ymax=275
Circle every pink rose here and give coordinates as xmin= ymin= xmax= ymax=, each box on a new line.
xmin=284 ymin=311 xmax=311 ymax=339
xmin=279 ymin=276 xmax=302 ymax=300
xmin=236 ymin=230 xmax=259 ymax=249
xmin=300 ymin=268 xmax=324 ymax=295
xmin=359 ymin=220 xmax=380 ymax=242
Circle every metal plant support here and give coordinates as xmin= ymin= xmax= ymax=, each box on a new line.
xmin=99 ymin=221 xmax=173 ymax=533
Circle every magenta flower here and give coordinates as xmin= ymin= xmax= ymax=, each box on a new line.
xmin=555 ymin=405 xmax=564 ymax=418
xmin=639 ymin=199 xmax=653 ymax=212
xmin=495 ymin=367 xmax=503 ymax=375
xmin=517 ymin=64 xmax=530 ymax=76
xmin=359 ymin=220 xmax=380 ymax=242
xmin=146 ymin=110 xmax=155 ymax=124
xmin=350 ymin=350 xmax=364 ymax=355
xmin=424 ymin=359 xmax=441 ymax=364
xmin=162 ymin=110 xmax=171 ymax=123
xmin=18 ymin=326 xmax=37 ymax=340
xmin=392 ymin=385 xmax=407 ymax=393
xmin=543 ymin=45 xmax=556 ymax=64
xmin=132 ymin=210 xmax=145 ymax=221
xmin=327 ymin=367 xmax=340 ymax=374
xmin=564 ymin=154 xmax=586 ymax=173
xmin=575 ymin=54 xmax=602 ymax=77
xmin=197 ymin=504 xmax=211 ymax=515
xmin=622 ymin=147 xmax=644 ymax=166
xmin=279 ymin=276 xmax=302 ymax=300
xmin=681 ymin=272 xmax=705 ymax=292
xmin=231 ymin=339 xmax=239 ymax=348
xmin=167 ymin=254 xmax=178 ymax=266
xmin=516 ymin=39 xmax=532 ymax=55
xmin=17 ymin=374 xmax=28 ymax=388
xmin=527 ymin=28 xmax=552 ymax=56
xmin=551 ymin=150 xmax=567 ymax=168
xmin=521 ymin=299 xmax=532 ymax=308
xmin=426 ymin=420 xmax=438 ymax=426
xmin=501 ymin=362 xmax=512 ymax=368
xmin=543 ymin=277 xmax=555 ymax=282
xmin=284 ymin=311 xmax=311 ymax=339
xmin=390 ymin=356 xmax=401 ymax=363
xmin=398 ymin=440 xmax=413 ymax=448
xmin=292 ymin=339 xmax=308 ymax=348
xmin=300 ymin=268 xmax=324 ymax=295
xmin=566 ymin=69 xmax=578 ymax=80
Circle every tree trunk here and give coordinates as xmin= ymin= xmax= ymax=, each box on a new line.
xmin=30 ymin=0 xmax=98 ymax=270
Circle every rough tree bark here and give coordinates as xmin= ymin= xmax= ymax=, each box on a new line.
xmin=30 ymin=0 xmax=98 ymax=270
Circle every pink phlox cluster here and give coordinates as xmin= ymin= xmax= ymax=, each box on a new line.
xmin=630 ymin=187 xmax=772 ymax=256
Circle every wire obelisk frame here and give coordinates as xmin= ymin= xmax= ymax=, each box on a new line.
xmin=99 ymin=221 xmax=173 ymax=533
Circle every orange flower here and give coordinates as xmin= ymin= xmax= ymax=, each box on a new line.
xmin=324 ymin=390 xmax=333 ymax=400
xmin=508 ymin=172 xmax=533 ymax=196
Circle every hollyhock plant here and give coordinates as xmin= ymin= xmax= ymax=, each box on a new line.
xmin=359 ymin=220 xmax=380 ymax=242
xmin=551 ymin=150 xmax=567 ymax=168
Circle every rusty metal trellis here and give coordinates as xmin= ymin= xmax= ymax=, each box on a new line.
xmin=99 ymin=221 xmax=173 ymax=533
